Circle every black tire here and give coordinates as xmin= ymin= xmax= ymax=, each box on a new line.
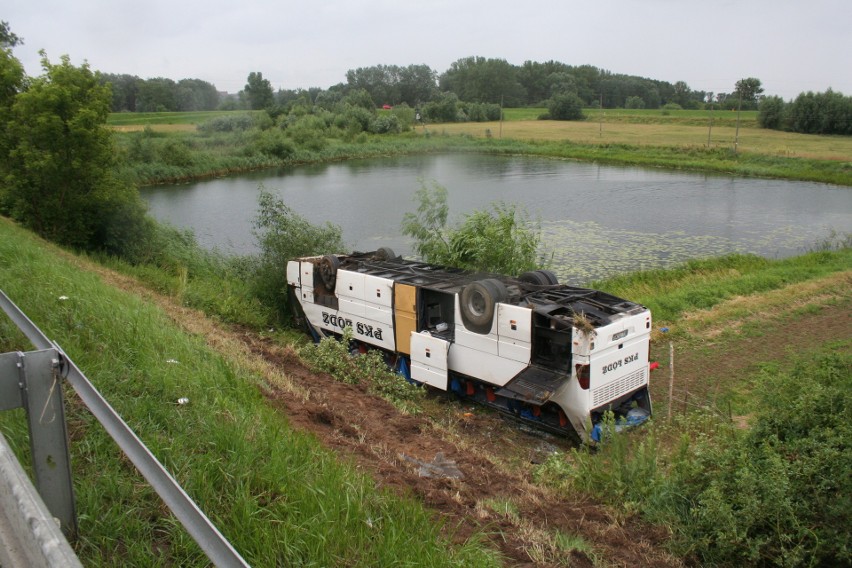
xmin=374 ymin=247 xmax=396 ymax=261
xmin=318 ymin=254 xmax=340 ymax=291
xmin=539 ymin=269 xmax=559 ymax=285
xmin=519 ymin=269 xmax=559 ymax=286
xmin=460 ymin=278 xmax=508 ymax=333
xmin=520 ymin=270 xmax=550 ymax=286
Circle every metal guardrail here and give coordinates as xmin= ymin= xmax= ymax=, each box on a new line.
xmin=0 ymin=290 xmax=250 ymax=567
xmin=0 ymin=430 xmax=83 ymax=568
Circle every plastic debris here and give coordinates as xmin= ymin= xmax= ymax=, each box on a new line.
xmin=590 ymin=407 xmax=651 ymax=442
xmin=400 ymin=452 xmax=464 ymax=479
xmin=176 ymin=397 xmax=189 ymax=405
xmin=166 ymin=359 xmax=179 ymax=364
xmin=58 ymin=296 xmax=69 ymax=301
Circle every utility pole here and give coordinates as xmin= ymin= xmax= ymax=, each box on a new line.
xmin=599 ymin=93 xmax=603 ymax=137
xmin=499 ymin=95 xmax=503 ymax=139
xmin=707 ymin=102 xmax=713 ymax=147
xmin=734 ymin=92 xmax=742 ymax=154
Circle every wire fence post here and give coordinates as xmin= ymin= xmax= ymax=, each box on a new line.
xmin=667 ymin=341 xmax=675 ymax=423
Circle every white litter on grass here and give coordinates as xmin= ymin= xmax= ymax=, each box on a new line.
xmin=165 ymin=359 xmax=179 ymax=364
xmin=58 ymin=296 xmax=69 ymax=301
xmin=401 ymin=452 xmax=464 ymax=479
xmin=177 ymin=397 xmax=190 ymax=405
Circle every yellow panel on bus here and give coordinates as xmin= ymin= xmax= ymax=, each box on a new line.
xmin=394 ymin=283 xmax=417 ymax=354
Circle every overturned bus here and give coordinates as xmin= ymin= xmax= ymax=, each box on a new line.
xmin=287 ymin=249 xmax=652 ymax=440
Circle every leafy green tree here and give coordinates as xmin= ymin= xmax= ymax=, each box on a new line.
xmin=100 ymin=73 xmax=141 ymax=111
xmin=176 ymin=78 xmax=219 ymax=111
xmin=787 ymin=89 xmax=852 ymax=135
xmin=734 ymin=77 xmax=764 ymax=110
xmin=757 ymin=95 xmax=787 ymax=129
xmin=397 ymin=64 xmax=437 ymax=105
xmin=1 ymin=20 xmax=22 ymax=48
xmin=517 ymin=60 xmax=572 ymax=105
xmin=439 ymin=56 xmax=526 ymax=106
xmin=0 ymin=23 xmax=25 ymax=187
xmin=1 ymin=52 xmax=148 ymax=254
xmin=546 ymin=71 xmax=579 ymax=98
xmin=136 ymin=76 xmax=177 ymax=111
xmin=340 ymin=88 xmax=375 ymax=111
xmin=546 ymin=93 xmax=585 ymax=120
xmin=346 ymin=64 xmax=399 ymax=106
xmin=244 ymin=71 xmax=274 ymax=110
xmin=401 ymin=180 xmax=545 ymax=274
xmin=672 ymin=80 xmax=692 ymax=108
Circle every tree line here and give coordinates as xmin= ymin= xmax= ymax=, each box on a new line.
xmin=759 ymin=89 xmax=852 ymax=135
xmin=102 ymin=57 xmax=761 ymax=115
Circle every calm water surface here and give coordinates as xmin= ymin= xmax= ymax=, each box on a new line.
xmin=142 ymin=154 xmax=852 ymax=283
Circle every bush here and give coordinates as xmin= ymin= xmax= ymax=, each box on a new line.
xmin=401 ymin=180 xmax=547 ymax=274
xmin=254 ymin=129 xmax=296 ymax=159
xmin=285 ymin=114 xmax=329 ymax=151
xmin=625 ymin=96 xmax=645 ymax=109
xmin=368 ymin=113 xmax=401 ymax=134
xmin=423 ymin=92 xmax=460 ymax=123
xmin=390 ymin=104 xmax=415 ymax=130
xmin=538 ymin=348 xmax=852 ymax=566
xmin=251 ymin=189 xmax=345 ymax=321
xmin=300 ymin=327 xmax=424 ymax=412
xmin=336 ymin=104 xmax=374 ymax=133
xmin=160 ymin=139 xmax=194 ymax=167
xmin=463 ymin=102 xmax=502 ymax=122
xmin=546 ymin=93 xmax=585 ymax=121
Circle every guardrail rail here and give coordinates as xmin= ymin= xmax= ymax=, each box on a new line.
xmin=0 ymin=290 xmax=250 ymax=567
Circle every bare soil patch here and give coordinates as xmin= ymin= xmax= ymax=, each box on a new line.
xmin=246 ymin=334 xmax=679 ymax=567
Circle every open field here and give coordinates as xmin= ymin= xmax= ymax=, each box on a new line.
xmin=427 ymin=117 xmax=852 ymax=161
xmin=108 ymin=110 xmax=255 ymax=126
xmin=503 ymin=107 xmax=760 ymax=128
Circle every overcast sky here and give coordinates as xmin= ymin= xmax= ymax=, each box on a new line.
xmin=5 ymin=0 xmax=851 ymax=101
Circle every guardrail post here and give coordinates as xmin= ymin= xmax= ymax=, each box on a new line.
xmin=17 ymin=349 xmax=79 ymax=538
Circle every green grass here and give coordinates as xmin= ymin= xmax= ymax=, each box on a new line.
xmin=0 ymin=218 xmax=500 ymax=567
xmin=534 ymin=345 xmax=852 ymax=565
xmin=503 ymin=107 xmax=760 ymax=128
xmin=108 ymin=110 xmax=262 ymax=126
xmin=590 ymin=250 xmax=852 ymax=324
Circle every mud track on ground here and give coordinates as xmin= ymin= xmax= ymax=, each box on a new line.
xmin=242 ymin=334 xmax=679 ymax=567
xmin=91 ymin=261 xmax=848 ymax=566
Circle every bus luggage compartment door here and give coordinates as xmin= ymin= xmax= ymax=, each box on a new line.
xmin=410 ymin=332 xmax=450 ymax=390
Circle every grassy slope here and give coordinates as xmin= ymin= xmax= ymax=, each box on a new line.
xmin=2 ymin=216 xmax=850 ymax=565
xmin=0 ymin=218 xmax=499 ymax=567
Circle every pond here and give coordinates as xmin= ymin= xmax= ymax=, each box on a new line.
xmin=141 ymin=154 xmax=851 ymax=284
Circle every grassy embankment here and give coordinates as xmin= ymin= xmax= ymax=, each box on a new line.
xmin=109 ymin=109 xmax=852 ymax=186
xmin=2 ymin=211 xmax=849 ymax=564
xmin=0 ymin=217 xmax=500 ymax=567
